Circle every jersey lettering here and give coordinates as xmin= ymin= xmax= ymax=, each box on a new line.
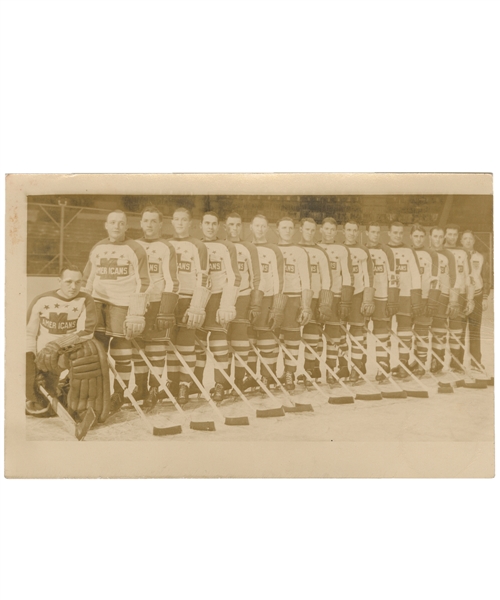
xmin=97 ymin=258 xmax=129 ymax=279
xmin=149 ymin=263 xmax=159 ymax=273
xmin=262 ymin=263 xmax=269 ymax=273
xmin=440 ymin=266 xmax=446 ymax=274
xmin=352 ymin=265 xmax=359 ymax=274
xmin=178 ymin=261 xmax=191 ymax=272
xmin=238 ymin=261 xmax=245 ymax=271
xmin=396 ymin=263 xmax=407 ymax=273
xmin=458 ymin=265 xmax=464 ymax=273
xmin=41 ymin=312 xmax=78 ymax=334
xmin=420 ymin=266 xmax=424 ymax=275
xmin=374 ymin=264 xmax=385 ymax=273
xmin=330 ymin=262 xmax=337 ymax=270
xmin=311 ymin=264 xmax=318 ymax=273
xmin=285 ymin=264 xmax=295 ymax=274
xmin=210 ymin=261 xmax=222 ymax=272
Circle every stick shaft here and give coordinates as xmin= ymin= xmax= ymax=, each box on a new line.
xmin=38 ymin=384 xmax=78 ymax=436
xmin=389 ymin=329 xmax=440 ymax=384
xmin=447 ymin=328 xmax=487 ymax=373
xmin=303 ymin=337 xmax=353 ymax=394
xmin=228 ymin=344 xmax=280 ymax=404
xmin=248 ymin=340 xmax=296 ymax=404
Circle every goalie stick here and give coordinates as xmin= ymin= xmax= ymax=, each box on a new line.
xmin=38 ymin=384 xmax=96 ymax=441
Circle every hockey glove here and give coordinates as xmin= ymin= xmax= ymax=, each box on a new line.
xmin=386 ymin=286 xmax=400 ymax=317
xmin=248 ymin=289 xmax=265 ymax=325
xmin=339 ymin=285 xmax=354 ymax=321
xmin=124 ymin=293 xmax=148 ymax=340
xmin=297 ymin=289 xmax=314 ymax=326
xmin=410 ymin=288 xmax=424 ymax=318
xmin=426 ymin=288 xmax=441 ymax=317
xmin=216 ymin=286 xmax=239 ymax=328
xmin=446 ymin=288 xmax=460 ymax=319
xmin=267 ymin=293 xmax=288 ymax=331
xmin=183 ymin=287 xmax=211 ymax=329
xmin=35 ymin=332 xmax=82 ymax=373
xmin=318 ymin=289 xmax=335 ymax=323
xmin=155 ymin=292 xmax=179 ymax=333
xmin=360 ymin=287 xmax=375 ymax=317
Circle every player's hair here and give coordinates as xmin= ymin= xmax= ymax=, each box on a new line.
xmin=60 ymin=264 xmax=82 ymax=278
xmin=172 ymin=206 xmax=192 ymax=219
xmin=389 ymin=221 xmax=404 ymax=231
xmin=276 ymin=216 xmax=295 ymax=227
xmin=300 ymin=217 xmax=316 ymax=227
xmin=226 ymin=212 xmax=242 ymax=222
xmin=202 ymin=211 xmax=219 ymax=223
xmin=461 ymin=229 xmax=475 ymax=239
xmin=252 ymin=213 xmax=268 ymax=224
xmin=344 ymin=219 xmax=359 ymax=229
xmin=445 ymin=223 xmax=460 ymax=233
xmin=106 ymin=209 xmax=127 ymax=219
xmin=141 ymin=204 xmax=163 ymax=221
xmin=410 ymin=223 xmax=426 ymax=234
xmin=321 ymin=217 xmax=337 ymax=226
xmin=367 ymin=221 xmax=381 ymax=231
xmin=430 ymin=226 xmax=444 ymax=236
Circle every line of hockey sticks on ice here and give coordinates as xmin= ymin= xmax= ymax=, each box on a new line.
xmin=247 ymin=340 xmax=313 ymax=412
xmin=165 ymin=340 xmax=250 ymax=426
xmin=333 ymin=328 xmax=392 ymax=400
xmin=107 ymin=357 xmax=182 ymax=436
xmin=131 ymin=340 xmax=219 ymax=431
xmin=446 ymin=328 xmax=494 ymax=385
xmin=411 ymin=330 xmax=486 ymax=391
xmin=38 ymin=384 xmax=97 ymax=441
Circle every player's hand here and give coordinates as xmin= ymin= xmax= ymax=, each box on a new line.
xmin=464 ymin=300 xmax=475 ymax=316
xmin=183 ymin=308 xmax=205 ymax=330
xmin=124 ymin=316 xmax=146 ymax=340
xmin=216 ymin=307 xmax=236 ymax=329
xmin=156 ymin=315 xmax=176 ymax=332
xmin=297 ymin=308 xmax=313 ymax=327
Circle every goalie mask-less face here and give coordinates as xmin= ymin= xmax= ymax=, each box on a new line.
xmin=105 ymin=212 xmax=127 ymax=242
xmin=141 ymin=211 xmax=163 ymax=239
xmin=59 ymin=269 xmax=83 ymax=300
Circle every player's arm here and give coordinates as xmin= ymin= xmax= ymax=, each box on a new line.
xmin=26 ymin=297 xmax=42 ymax=354
xmin=297 ymin=247 xmax=314 ymax=326
xmin=267 ymin=246 xmax=286 ymax=331
xmin=216 ymin=242 xmax=241 ymax=328
xmin=193 ymin=239 xmax=209 ymax=289
xmin=184 ymin=239 xmax=211 ymax=330
xmin=409 ymin=248 xmax=424 ymax=316
xmin=481 ymin=251 xmax=491 ymax=300
xmin=122 ymin=241 xmax=150 ymax=340
xmin=425 ymin=250 xmax=441 ymax=317
xmin=161 ymin=241 xmax=180 ymax=294
xmin=271 ymin=246 xmax=285 ymax=295
xmin=339 ymin=247 xmax=355 ymax=321
xmin=462 ymin=250 xmax=475 ymax=314
xmin=381 ymin=245 xmax=399 ymax=317
xmin=81 ymin=253 xmax=96 ymax=294
xmin=77 ymin=293 xmax=98 ymax=340
xmin=317 ymin=248 xmax=335 ymax=323
xmin=246 ymin=243 xmax=264 ymax=324
xmin=360 ymin=246 xmax=375 ymax=317
xmin=443 ymin=249 xmax=460 ymax=318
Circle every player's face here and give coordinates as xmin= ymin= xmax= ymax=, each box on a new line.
xmin=388 ymin=226 xmax=404 ymax=245
xmin=172 ymin=211 xmax=191 ymax=237
xmin=141 ymin=211 xmax=162 ymax=239
xmin=300 ymin=221 xmax=316 ymax=244
xmin=202 ymin=215 xmax=219 ymax=240
xmin=105 ymin=212 xmax=127 ymax=242
xmin=430 ymin=229 xmax=444 ymax=249
xmin=344 ymin=223 xmax=359 ymax=245
xmin=58 ymin=270 xmax=82 ymax=300
xmin=411 ymin=230 xmax=426 ymax=249
xmin=320 ymin=223 xmax=337 ymax=243
xmin=367 ymin=226 xmax=380 ymax=245
xmin=277 ymin=220 xmax=295 ymax=243
xmin=250 ymin=217 xmax=268 ymax=242
xmin=445 ymin=229 xmax=459 ymax=247
xmin=461 ymin=232 xmax=475 ymax=250
xmin=225 ymin=217 xmax=242 ymax=241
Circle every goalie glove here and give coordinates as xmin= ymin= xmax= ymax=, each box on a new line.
xmin=360 ymin=287 xmax=375 ymax=317
xmin=35 ymin=332 xmax=82 ymax=373
xmin=410 ymin=288 xmax=424 ymax=318
xmin=446 ymin=288 xmax=460 ymax=319
xmin=248 ymin=289 xmax=264 ymax=325
xmin=297 ymin=289 xmax=314 ymax=326
xmin=267 ymin=293 xmax=287 ymax=331
xmin=183 ymin=286 xmax=211 ymax=329
xmin=216 ymin=286 xmax=239 ymax=329
xmin=155 ymin=292 xmax=179 ymax=333
xmin=124 ymin=293 xmax=148 ymax=340
xmin=386 ymin=286 xmax=400 ymax=317
xmin=426 ymin=288 xmax=441 ymax=317
xmin=339 ymin=285 xmax=354 ymax=321
xmin=318 ymin=289 xmax=335 ymax=323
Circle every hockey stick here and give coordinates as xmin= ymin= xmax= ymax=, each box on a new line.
xmin=166 ymin=340 xmax=249 ymax=426
xmin=334 ymin=327 xmax=385 ymax=400
xmin=38 ymin=384 xmax=96 ymax=441
xmin=131 ymin=340 xmax=217 ymax=431
xmin=447 ymin=329 xmax=493 ymax=386
xmin=301 ymin=338 xmax=354 ymax=404
xmin=248 ymin=340 xmax=310 ymax=412
xmin=107 ymin=358 xmax=182 ymax=436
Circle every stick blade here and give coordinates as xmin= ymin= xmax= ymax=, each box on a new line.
xmin=487 ymin=377 xmax=494 ymax=386
xmin=283 ymin=403 xmax=314 ymax=412
xmin=190 ymin=421 xmax=216 ymax=431
xmin=381 ymin=390 xmax=407 ymax=399
xmin=437 ymin=386 xmax=454 ymax=394
xmin=256 ymin=407 xmax=286 ymax=418
xmin=75 ymin=408 xmax=97 ymax=441
xmin=225 ymin=416 xmax=250 ymax=426
xmin=153 ymin=424 xmax=183 ymax=436
xmin=463 ymin=381 xmax=488 ymax=389
xmin=328 ymin=396 xmax=355 ymax=405
xmin=406 ymin=390 xmax=429 ymax=398
xmin=355 ymin=393 xmax=382 ymax=401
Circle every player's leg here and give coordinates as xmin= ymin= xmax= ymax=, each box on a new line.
xmin=431 ymin=294 xmax=449 ymax=373
xmin=106 ymin=305 xmax=133 ymax=408
xmin=411 ymin=314 xmax=432 ymax=376
xmin=449 ymin=294 xmax=466 ymax=371
xmin=468 ymin=293 xmax=484 ymax=367
xmin=279 ymin=296 xmax=301 ymax=390
xmin=302 ymin=298 xmax=322 ymax=384
xmin=346 ymin=292 xmax=365 ymax=383
xmin=371 ymin=299 xmax=390 ymax=381
xmin=393 ymin=295 xmax=413 ymax=378
xmin=228 ymin=295 xmax=251 ymax=388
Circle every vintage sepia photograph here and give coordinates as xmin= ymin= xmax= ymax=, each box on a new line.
xmin=5 ymin=173 xmax=494 ymax=477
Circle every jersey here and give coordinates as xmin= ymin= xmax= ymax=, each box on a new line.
xmin=27 ymin=290 xmax=97 ymax=354
xmin=253 ymin=242 xmax=284 ymax=297
xmin=318 ymin=242 xmax=353 ymax=295
xmin=387 ymin=244 xmax=421 ymax=297
xmin=435 ymin=248 xmax=457 ymax=296
xmin=344 ymin=243 xmax=374 ymax=295
xmin=204 ymin=239 xmax=241 ymax=294
xmin=413 ymin=247 xmax=439 ymax=299
xmin=234 ymin=241 xmax=261 ymax=297
xmin=444 ymin=245 xmax=470 ymax=294
xmin=468 ymin=249 xmax=490 ymax=298
xmin=365 ymin=244 xmax=397 ymax=300
xmin=82 ymin=238 xmax=150 ymax=307
xmin=278 ymin=243 xmax=312 ymax=296
xmin=136 ymin=237 xmax=179 ymax=302
xmin=299 ymin=243 xmax=331 ymax=298
xmin=169 ymin=236 xmax=209 ymax=298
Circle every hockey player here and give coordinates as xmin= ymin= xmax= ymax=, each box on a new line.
xmin=409 ymin=224 xmax=440 ymax=376
xmin=248 ymin=214 xmax=286 ymax=388
xmin=82 ymin=210 xmax=150 ymax=408
xmin=224 ymin=213 xmax=263 ymax=389
xmin=341 ymin=220 xmax=375 ymax=382
xmin=461 ymin=230 xmax=491 ymax=369
xmin=193 ymin=212 xmax=241 ymax=402
xmin=444 ymin=224 xmax=476 ymax=371
xmin=276 ymin=216 xmax=314 ymax=390
xmin=386 ymin=221 xmax=423 ymax=378
xmin=364 ymin=223 xmax=399 ymax=382
xmin=26 ymin=265 xmax=98 ymax=417
xmin=133 ymin=205 xmax=179 ymax=405
xmin=167 ymin=207 xmax=210 ymax=404
xmin=298 ymin=218 xmax=332 ymax=385
xmin=318 ymin=218 xmax=353 ymax=382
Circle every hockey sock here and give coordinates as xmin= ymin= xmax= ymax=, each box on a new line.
xmin=110 ymin=337 xmax=133 ymax=391
xmin=431 ymin=317 xmax=447 ymax=366
xmin=229 ymin=322 xmax=250 ymax=382
xmin=396 ymin=315 xmax=412 ymax=364
xmin=303 ymin=322 xmax=321 ymax=367
xmin=175 ymin=326 xmax=196 ymax=385
xmin=349 ymin=325 xmax=365 ymax=366
xmin=256 ymin=330 xmax=278 ymax=378
xmin=209 ymin=331 xmax=230 ymax=385
xmin=372 ymin=319 xmax=390 ymax=368
xmin=283 ymin=329 xmax=300 ymax=373
xmin=146 ymin=341 xmax=168 ymax=387
xmin=413 ymin=324 xmax=430 ymax=366
xmin=324 ymin=324 xmax=340 ymax=369
xmin=194 ymin=330 xmax=208 ymax=384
